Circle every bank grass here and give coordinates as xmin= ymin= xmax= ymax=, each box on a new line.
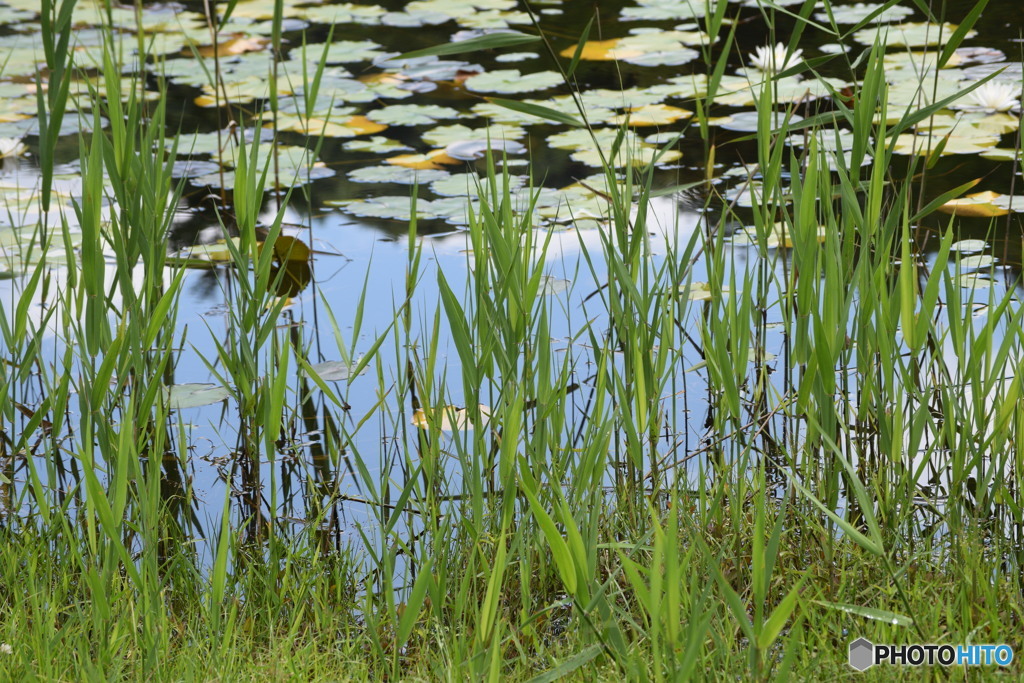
xmin=2 ymin=0 xmax=1024 ymax=680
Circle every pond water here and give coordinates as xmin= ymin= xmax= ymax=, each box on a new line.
xmin=2 ymin=0 xmax=1024 ymax=553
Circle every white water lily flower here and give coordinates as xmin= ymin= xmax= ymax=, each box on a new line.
xmin=0 ymin=137 xmax=27 ymax=158
xmin=748 ymin=43 xmax=803 ymax=72
xmin=0 ymin=642 xmax=11 ymax=655
xmin=969 ymin=81 xmax=1021 ymax=112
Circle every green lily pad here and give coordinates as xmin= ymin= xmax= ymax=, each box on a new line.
xmin=959 ymin=254 xmax=996 ymax=269
xmin=539 ymin=276 xmax=571 ymax=295
xmin=852 ymin=22 xmax=973 ymax=48
xmin=957 ymin=272 xmax=994 ymax=290
xmin=813 ymin=3 xmax=914 ymax=25
xmin=621 ymin=0 xmax=709 ymax=22
xmin=463 ymin=69 xmax=563 ymax=94
xmin=950 ymin=239 xmax=988 ymax=253
xmin=681 ymin=281 xmax=730 ymax=301
xmin=421 ymin=123 xmax=526 ymax=147
xmin=295 ymin=3 xmax=386 ymax=25
xmin=348 ymin=165 xmax=450 ymax=184
xmin=303 ymin=360 xmax=364 ymax=382
xmin=367 ymin=104 xmax=460 ymax=126
xmin=167 ymin=383 xmax=231 ymax=409
xmin=380 ymin=9 xmax=450 ymax=27
xmin=300 ymin=40 xmax=385 ymax=64
xmin=343 ymin=136 xmax=413 ymax=153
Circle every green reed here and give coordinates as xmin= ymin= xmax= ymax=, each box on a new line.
xmin=2 ymin=0 xmax=1024 ymax=680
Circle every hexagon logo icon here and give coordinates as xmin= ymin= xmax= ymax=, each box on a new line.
xmin=849 ymin=638 xmax=875 ymax=671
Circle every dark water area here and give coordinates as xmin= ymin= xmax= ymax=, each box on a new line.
xmin=145 ymin=0 xmax=1024 ymax=252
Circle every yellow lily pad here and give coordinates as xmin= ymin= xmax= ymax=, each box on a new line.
xmin=412 ymin=405 xmax=491 ymax=431
xmin=938 ymin=190 xmax=1009 ymax=217
xmin=610 ymin=104 xmax=693 ymax=127
xmin=387 ymin=149 xmax=462 ymax=170
xmin=272 ymin=114 xmax=387 ymax=137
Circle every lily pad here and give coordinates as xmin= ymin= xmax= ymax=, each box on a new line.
xmin=301 ymin=40 xmax=385 ymax=64
xmin=681 ymin=281 xmax=730 ymax=301
xmin=367 ymin=104 xmax=459 ymax=126
xmin=422 ymin=123 xmax=526 ymax=147
xmin=610 ymin=104 xmax=693 ymax=127
xmin=303 ymin=360 xmax=364 ymax=382
xmin=539 ymin=275 xmax=571 ymax=295
xmin=938 ymin=191 xmax=1009 ymax=217
xmin=412 ymin=404 xmax=491 ymax=431
xmin=348 ymin=165 xmax=450 ymax=184
xmin=387 ymin=150 xmax=463 ymax=170
xmin=813 ymin=3 xmax=914 ymax=25
xmin=957 ymin=272 xmax=994 ymax=290
xmin=959 ymin=254 xmax=996 ymax=269
xmin=561 ymin=30 xmax=707 ymax=67
xmin=343 ymin=136 xmax=413 ymax=153
xmin=852 ymin=22 xmax=973 ymax=48
xmin=273 ymin=113 xmax=387 ymax=137
xmin=446 ymin=138 xmax=527 ymax=160
xmin=463 ymin=69 xmax=563 ymax=94
xmin=950 ymin=239 xmax=988 ymax=253
xmin=167 ymin=383 xmax=231 ymax=409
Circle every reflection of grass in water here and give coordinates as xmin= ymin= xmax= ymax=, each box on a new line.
xmin=3 ymin=0 xmax=1024 ymax=679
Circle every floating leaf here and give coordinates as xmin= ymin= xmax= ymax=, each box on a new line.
xmin=393 ymin=31 xmax=540 ymax=61
xmin=430 ymin=172 xmax=482 ymax=196
xmin=422 ymin=123 xmax=526 ymax=147
xmin=412 ymin=404 xmax=491 ymax=431
xmin=464 ymin=69 xmax=563 ymax=94
xmin=198 ymin=35 xmax=271 ymax=57
xmin=387 ymin=150 xmax=463 ymax=170
xmin=979 ymin=148 xmax=1020 ymax=162
xmin=302 ymin=40 xmax=385 ymax=64
xmin=331 ymin=195 xmax=477 ymax=224
xmin=813 ymin=2 xmax=914 ymax=25
xmin=950 ymin=239 xmax=987 ymax=253
xmin=348 ymin=165 xmax=450 ymax=184
xmin=610 ymin=104 xmax=692 ymax=127
xmin=958 ymin=272 xmax=994 ymax=289
xmin=888 ymin=132 xmax=999 ymax=157
xmin=482 ymin=97 xmax=584 ymax=127
xmin=445 ymin=138 xmax=526 ymax=160
xmin=367 ymin=104 xmax=459 ymax=126
xmin=938 ymin=190 xmax=1009 ymax=217
xmin=852 ymin=22 xmax=973 ymax=47
xmin=167 ymin=383 xmax=231 ymax=409
xmin=560 ymin=30 xmax=707 ymax=67
xmin=959 ymin=254 xmax=996 ymax=269
xmin=732 ymin=222 xmax=826 ymax=248
xmin=343 ymin=136 xmax=413 ymax=153
xmin=303 ymin=360 xmax=364 ymax=382
xmin=621 ymin=1 xmax=710 ymax=22
xmin=681 ymin=282 xmax=730 ymax=301
xmin=539 ymin=275 xmax=571 ymax=295
xmin=273 ymin=113 xmax=387 ymax=138
xmin=991 ymin=194 xmax=1024 ymax=211
xmin=180 ymin=238 xmax=244 ymax=262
